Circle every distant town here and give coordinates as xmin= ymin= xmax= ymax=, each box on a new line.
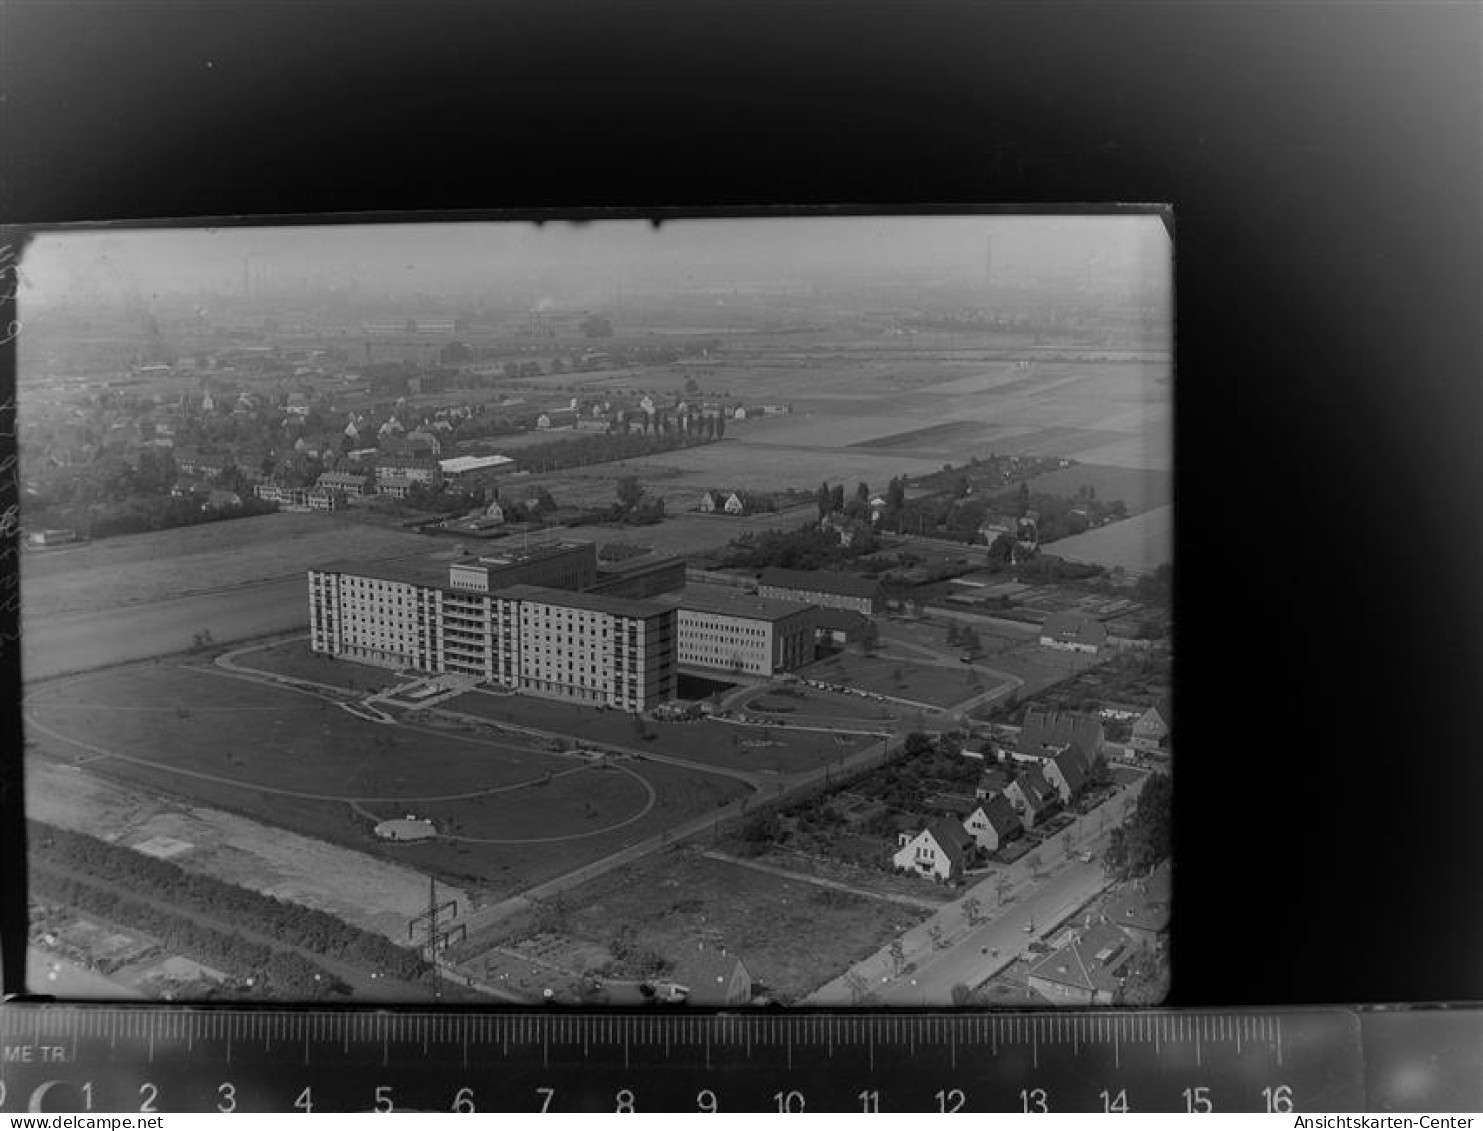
xmin=20 ymin=218 xmax=1172 ymax=1008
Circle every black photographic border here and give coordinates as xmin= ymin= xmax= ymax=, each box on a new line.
xmin=2 ymin=0 xmax=1480 ymax=1014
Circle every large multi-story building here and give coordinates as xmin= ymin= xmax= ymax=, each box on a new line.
xmin=497 ymin=586 xmax=676 ymax=710
xmin=670 ymin=590 xmax=817 ymax=676
xmin=307 ymin=541 xmax=676 ymax=711
xmin=757 ymin=567 xmax=885 ymax=615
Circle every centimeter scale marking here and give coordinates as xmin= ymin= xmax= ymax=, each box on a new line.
xmin=0 ymin=1005 xmax=1371 ymax=1113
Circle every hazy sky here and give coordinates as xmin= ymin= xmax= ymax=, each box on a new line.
xmin=19 ymin=214 xmax=1170 ymax=304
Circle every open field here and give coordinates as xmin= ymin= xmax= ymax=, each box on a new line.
xmin=22 ymin=576 xmax=310 ymax=681
xmin=443 ymin=689 xmax=877 ymax=774
xmin=461 ymin=845 xmax=932 ymax=1003
xmin=20 ymin=511 xmax=447 ymax=617
xmin=801 ymin=652 xmax=1012 ymax=709
xmin=1021 ymin=463 xmax=1173 ymax=515
xmin=23 ymin=661 xmax=747 ymax=903
xmin=25 ymin=758 xmax=470 ymax=942
xmin=1046 ymin=503 xmax=1173 ymax=573
xmin=231 ymin=636 xmax=403 ymax=694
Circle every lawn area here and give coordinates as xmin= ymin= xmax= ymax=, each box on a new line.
xmin=23 ymin=661 xmax=747 ymax=903
xmin=442 ymin=689 xmax=872 ymax=773
xmin=458 ymin=845 xmax=933 ymax=1004
xmin=229 ymin=636 xmax=403 ymax=694
xmin=801 ymin=652 xmax=1011 ymax=708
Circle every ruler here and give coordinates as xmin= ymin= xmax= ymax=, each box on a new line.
xmin=0 ymin=1003 xmax=1477 ymax=1113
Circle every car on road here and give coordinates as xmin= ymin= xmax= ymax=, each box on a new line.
xmin=1074 ymin=850 xmax=1094 ymax=863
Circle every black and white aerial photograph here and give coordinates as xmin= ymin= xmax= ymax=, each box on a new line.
xmin=16 ymin=214 xmax=1173 ymax=1008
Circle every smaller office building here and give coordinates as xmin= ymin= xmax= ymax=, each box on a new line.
xmin=672 ymin=590 xmax=817 ymax=676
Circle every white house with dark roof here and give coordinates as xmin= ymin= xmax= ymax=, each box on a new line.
xmin=1043 ymin=746 xmax=1093 ymax=805
xmin=1102 ymin=862 xmax=1171 ymax=952
xmin=1015 ymin=708 xmax=1105 ymax=763
xmin=963 ymin=794 xmax=1023 ymax=852
xmin=893 ymin=818 xmax=975 ymax=883
xmin=1005 ymin=765 xmax=1059 ymax=828
xmin=1130 ymin=695 xmax=1172 ymax=755
xmin=1038 ymin=611 xmax=1108 ymax=654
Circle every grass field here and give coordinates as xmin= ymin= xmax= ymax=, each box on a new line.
xmin=443 ymin=689 xmax=874 ymax=773
xmin=23 ymin=661 xmax=747 ymax=902
xmin=20 ymin=512 xmax=447 ymax=618
xmin=463 ymin=845 xmax=932 ymax=1003
xmin=801 ymin=652 xmax=1011 ymax=708
xmin=231 ymin=637 xmax=403 ymax=693
xmin=1048 ymin=504 xmax=1173 ymax=573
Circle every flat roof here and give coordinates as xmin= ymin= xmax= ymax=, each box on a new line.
xmin=758 ymin=567 xmax=882 ymax=599
xmin=440 ymin=454 xmax=514 ymax=473
xmin=313 ymin=557 xmax=452 ymax=588
xmin=496 ymin=584 xmax=673 ymax=620
xmin=672 ymin=589 xmax=816 ymax=622
xmin=455 ymin=540 xmax=594 ymax=568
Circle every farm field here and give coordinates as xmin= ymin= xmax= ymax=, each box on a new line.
xmin=460 ymin=845 xmax=932 ymax=1004
xmin=443 ymin=689 xmax=878 ymax=774
xmin=801 ymin=652 xmax=1012 ymax=709
xmin=1046 ymin=503 xmax=1173 ymax=573
xmin=23 ymin=660 xmax=747 ymax=903
xmin=20 ymin=511 xmax=446 ymax=617
xmin=22 ymin=576 xmax=310 ymax=681
xmin=1021 ymin=463 xmax=1173 ymax=516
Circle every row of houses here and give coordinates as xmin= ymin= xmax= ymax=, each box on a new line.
xmin=892 ymin=713 xmax=1106 ymax=883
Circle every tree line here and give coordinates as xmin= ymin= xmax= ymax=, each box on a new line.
xmin=28 ymin=822 xmax=434 ymax=986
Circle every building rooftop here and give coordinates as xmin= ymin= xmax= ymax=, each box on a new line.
xmin=496 ymin=584 xmax=673 ymax=620
xmin=1040 ymin=610 xmax=1110 ymax=644
xmin=671 ymin=588 xmax=817 ymax=622
xmin=313 ymin=557 xmax=454 ymax=588
xmin=440 ymin=454 xmax=514 ymax=474
xmin=458 ymin=540 xmax=594 ymax=568
xmin=758 ymin=567 xmax=883 ymax=600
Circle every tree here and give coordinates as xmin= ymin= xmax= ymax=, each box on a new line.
xmin=1015 ymin=481 xmax=1031 ymax=517
xmin=830 ymin=483 xmax=845 ymax=512
xmin=963 ymin=896 xmax=983 ymax=925
xmin=616 ymin=475 xmax=645 ymax=513
xmin=888 ymin=939 xmax=906 ymax=976
xmin=951 ymin=983 xmax=973 ymax=1006
xmin=844 ymin=970 xmax=871 ymax=1004
xmin=860 ymin=620 xmax=880 ymax=655
xmin=928 ymin=924 xmax=945 ymax=949
xmin=1104 ymin=771 xmax=1172 ymax=881
xmin=816 ymin=481 xmax=832 ymax=518
xmin=903 ymin=732 xmax=933 ymax=758
xmin=684 ymin=377 xmax=699 ymax=394
xmin=715 ymin=415 xmax=726 ymax=439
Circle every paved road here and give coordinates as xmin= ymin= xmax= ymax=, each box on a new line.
xmin=805 ymin=777 xmax=1146 ymax=1006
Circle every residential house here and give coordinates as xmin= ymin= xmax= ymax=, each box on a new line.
xmin=980 ymin=510 xmax=1039 ymax=553
xmin=963 ymin=794 xmax=1023 ymax=852
xmin=1016 ymin=709 xmax=1105 ymax=763
xmin=1102 ymin=862 xmax=1171 ymax=952
xmin=1130 ymin=696 xmax=1172 ymax=756
xmin=405 ymin=429 xmax=442 ymax=458
xmin=284 ymin=391 xmax=311 ymax=417
xmin=317 ymin=471 xmax=372 ymax=497
xmin=974 ymin=767 xmax=1014 ymax=799
xmin=536 ymin=409 xmax=577 ymax=430
xmin=376 ymin=476 xmax=417 ymax=500
xmin=1038 ymin=611 xmax=1108 ymax=654
xmin=893 ymin=818 xmax=976 ymax=883
xmin=375 ymin=459 xmax=443 ymax=488
xmin=1004 ymin=765 xmax=1059 ymax=828
xmin=204 ymin=489 xmax=242 ymax=510
xmin=1043 ymin=746 xmax=1093 ymax=806
xmin=1026 ymin=921 xmax=1138 ymax=1006
xmin=307 ymin=487 xmax=347 ymax=512
xmin=697 ymin=490 xmax=720 ymax=513
xmin=661 ymin=944 xmax=754 ymax=1007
